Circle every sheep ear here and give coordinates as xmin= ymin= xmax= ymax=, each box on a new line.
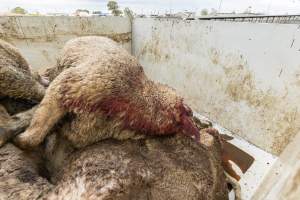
xmin=181 ymin=116 xmax=200 ymax=142
xmin=174 ymin=112 xmax=181 ymax=122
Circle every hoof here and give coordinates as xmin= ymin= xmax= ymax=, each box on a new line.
xmin=14 ymin=131 xmax=40 ymax=150
xmin=40 ymin=76 xmax=50 ymax=87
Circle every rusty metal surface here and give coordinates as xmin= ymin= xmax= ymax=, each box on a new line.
xmin=196 ymin=14 xmax=300 ymax=24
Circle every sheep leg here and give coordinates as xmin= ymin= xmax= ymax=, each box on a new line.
xmin=225 ymin=172 xmax=241 ymax=200
xmin=0 ymin=106 xmax=37 ymax=147
xmin=0 ymin=104 xmax=11 ymax=147
xmin=0 ymin=66 xmax=45 ymax=102
xmin=14 ymin=96 xmax=65 ymax=149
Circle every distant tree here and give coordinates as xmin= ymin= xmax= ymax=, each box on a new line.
xmin=124 ymin=7 xmax=134 ymax=19
xmin=107 ymin=1 xmax=123 ymax=16
xmin=11 ymin=7 xmax=27 ymax=15
xmin=200 ymin=9 xmax=208 ymax=16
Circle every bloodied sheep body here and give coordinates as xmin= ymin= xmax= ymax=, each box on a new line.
xmin=15 ymin=36 xmax=199 ymax=149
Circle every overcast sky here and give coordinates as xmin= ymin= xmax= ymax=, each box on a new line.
xmin=0 ymin=0 xmax=300 ymax=15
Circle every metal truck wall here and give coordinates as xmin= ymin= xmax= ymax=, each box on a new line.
xmin=133 ymin=18 xmax=300 ymax=155
xmin=0 ymin=16 xmax=131 ymax=72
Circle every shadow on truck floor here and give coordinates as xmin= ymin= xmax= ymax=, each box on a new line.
xmin=222 ymin=137 xmax=255 ymax=181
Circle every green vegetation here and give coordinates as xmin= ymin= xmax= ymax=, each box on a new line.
xmin=200 ymin=9 xmax=208 ymax=16
xmin=11 ymin=7 xmax=27 ymax=15
xmin=124 ymin=7 xmax=134 ymax=19
xmin=107 ymin=1 xmax=123 ymax=16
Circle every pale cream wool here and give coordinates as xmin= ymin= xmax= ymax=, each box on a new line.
xmin=0 ymin=39 xmax=45 ymax=102
xmin=16 ymin=36 xmax=197 ymax=149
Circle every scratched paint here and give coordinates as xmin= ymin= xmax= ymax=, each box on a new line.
xmin=0 ymin=16 xmax=131 ymax=72
xmin=133 ymin=18 xmax=300 ymax=155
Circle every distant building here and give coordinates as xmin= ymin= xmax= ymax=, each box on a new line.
xmin=74 ymin=9 xmax=90 ymax=17
xmin=47 ymin=13 xmax=68 ymax=16
xmin=0 ymin=12 xmax=12 ymax=16
xmin=173 ymin=11 xmax=196 ymax=19
xmin=137 ymin=14 xmax=146 ymax=18
xmin=150 ymin=14 xmax=159 ymax=18
xmin=91 ymin=11 xmax=109 ymax=16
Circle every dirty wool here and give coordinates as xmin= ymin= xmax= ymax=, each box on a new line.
xmin=15 ymin=36 xmax=199 ymax=149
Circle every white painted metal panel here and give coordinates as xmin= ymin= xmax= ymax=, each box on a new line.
xmin=133 ymin=18 xmax=300 ymax=155
xmin=0 ymin=16 xmax=131 ymax=72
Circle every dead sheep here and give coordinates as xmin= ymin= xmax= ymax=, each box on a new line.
xmin=15 ymin=36 xmax=200 ymax=149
